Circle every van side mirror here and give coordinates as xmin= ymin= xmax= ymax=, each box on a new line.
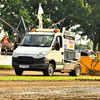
xmin=56 ymin=42 xmax=60 ymax=50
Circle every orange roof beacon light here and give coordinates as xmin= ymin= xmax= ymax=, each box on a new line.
xmin=54 ymin=29 xmax=60 ymax=33
xmin=31 ymin=29 xmax=60 ymax=33
xmin=31 ymin=29 xmax=36 ymax=32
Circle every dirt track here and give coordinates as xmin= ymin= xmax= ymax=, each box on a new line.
xmin=0 ymin=70 xmax=100 ymax=100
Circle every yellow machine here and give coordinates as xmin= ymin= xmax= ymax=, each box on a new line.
xmin=79 ymin=52 xmax=100 ymax=75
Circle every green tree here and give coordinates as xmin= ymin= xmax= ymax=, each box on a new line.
xmin=75 ymin=0 xmax=100 ymax=52
xmin=47 ymin=0 xmax=91 ymax=30
xmin=0 ymin=0 xmax=91 ymax=42
xmin=0 ymin=0 xmax=52 ymax=39
xmin=75 ymin=43 xmax=87 ymax=50
xmin=0 ymin=0 xmax=31 ymax=41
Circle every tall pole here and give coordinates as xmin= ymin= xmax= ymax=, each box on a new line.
xmin=49 ymin=18 xmax=65 ymax=29
xmin=0 ymin=17 xmax=23 ymax=39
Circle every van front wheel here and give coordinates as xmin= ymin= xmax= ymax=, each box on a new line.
xmin=15 ymin=68 xmax=23 ymax=76
xmin=43 ymin=63 xmax=54 ymax=76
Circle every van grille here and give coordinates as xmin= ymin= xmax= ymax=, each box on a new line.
xmin=17 ymin=56 xmax=34 ymax=64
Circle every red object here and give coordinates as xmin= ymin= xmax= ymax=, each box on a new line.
xmin=2 ymin=37 xmax=9 ymax=44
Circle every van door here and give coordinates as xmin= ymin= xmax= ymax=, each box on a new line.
xmin=52 ymin=36 xmax=64 ymax=70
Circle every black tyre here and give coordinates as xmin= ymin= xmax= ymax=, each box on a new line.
xmin=69 ymin=64 xmax=81 ymax=76
xmin=69 ymin=70 xmax=75 ymax=76
xmin=15 ymin=68 xmax=23 ymax=76
xmin=43 ymin=63 xmax=54 ymax=76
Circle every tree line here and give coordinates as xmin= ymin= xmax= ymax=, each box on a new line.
xmin=0 ymin=0 xmax=99 ymax=52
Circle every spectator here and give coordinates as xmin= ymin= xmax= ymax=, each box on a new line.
xmin=7 ymin=46 xmax=13 ymax=55
xmin=86 ymin=49 xmax=91 ymax=56
xmin=14 ymin=42 xmax=18 ymax=50
xmin=79 ymin=50 xmax=81 ymax=52
xmin=1 ymin=46 xmax=7 ymax=55
xmin=8 ymin=46 xmax=13 ymax=52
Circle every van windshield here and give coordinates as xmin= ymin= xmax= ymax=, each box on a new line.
xmin=20 ymin=34 xmax=54 ymax=47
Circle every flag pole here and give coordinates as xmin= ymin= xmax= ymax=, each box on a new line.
xmin=21 ymin=17 xmax=27 ymax=33
xmin=49 ymin=18 xmax=65 ymax=29
xmin=0 ymin=17 xmax=23 ymax=39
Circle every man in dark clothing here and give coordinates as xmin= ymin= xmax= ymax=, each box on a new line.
xmin=14 ymin=42 xmax=18 ymax=50
xmin=1 ymin=46 xmax=7 ymax=55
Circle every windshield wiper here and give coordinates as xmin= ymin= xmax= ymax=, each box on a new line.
xmin=20 ymin=44 xmax=31 ymax=46
xmin=30 ymin=45 xmax=39 ymax=47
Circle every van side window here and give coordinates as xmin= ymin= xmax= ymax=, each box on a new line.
xmin=53 ymin=36 xmax=62 ymax=49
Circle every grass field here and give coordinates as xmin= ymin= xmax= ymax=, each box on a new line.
xmin=0 ymin=76 xmax=100 ymax=81
xmin=0 ymin=65 xmax=13 ymax=69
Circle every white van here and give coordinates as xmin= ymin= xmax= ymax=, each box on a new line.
xmin=12 ymin=29 xmax=81 ymax=76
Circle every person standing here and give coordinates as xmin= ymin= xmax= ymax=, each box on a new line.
xmin=1 ymin=46 xmax=7 ymax=55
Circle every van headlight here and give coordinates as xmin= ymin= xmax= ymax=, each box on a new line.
xmin=12 ymin=51 xmax=18 ymax=57
xmin=36 ymin=51 xmax=47 ymax=58
xmin=13 ymin=51 xmax=16 ymax=56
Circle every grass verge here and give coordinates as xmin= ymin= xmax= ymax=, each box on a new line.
xmin=0 ymin=65 xmax=13 ymax=69
xmin=0 ymin=76 xmax=100 ymax=81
